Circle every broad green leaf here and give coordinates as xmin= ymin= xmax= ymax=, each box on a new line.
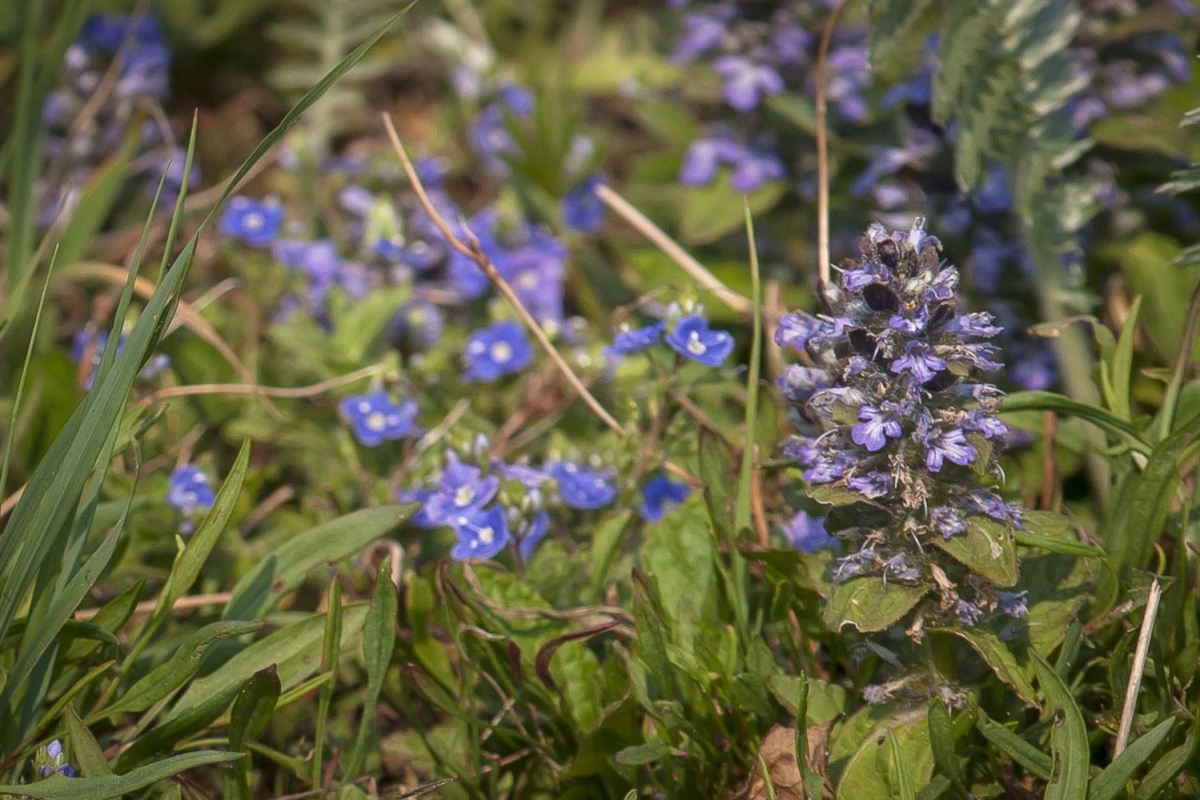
xmin=934 ymin=517 xmax=1018 ymax=587
xmin=640 ymin=495 xmax=717 ymax=650
xmin=589 ymin=510 xmax=632 ymax=600
xmin=164 ymin=604 xmax=369 ymax=726
xmin=1088 ymin=716 xmax=1176 ymax=800
xmin=65 ymin=704 xmax=111 ymax=778
xmin=1016 ymin=552 xmax=1095 ymax=657
xmin=1033 ymin=652 xmax=1088 ymax=800
xmin=223 ymin=505 xmax=408 ymax=621
xmin=698 ymin=429 xmax=735 ymax=538
xmin=679 ymin=179 xmax=786 ymax=245
xmin=837 ymin=709 xmax=934 ymax=800
xmin=935 ymin=626 xmax=1037 ymax=706
xmin=229 ymin=665 xmax=281 ymax=750
xmin=807 ymin=483 xmax=883 ymax=508
xmin=0 ymin=751 xmax=242 ymax=799
xmin=824 ymin=578 xmax=928 ymax=633
xmin=98 ymin=621 xmax=264 ymax=719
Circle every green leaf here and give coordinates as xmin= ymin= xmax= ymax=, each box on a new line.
xmin=1134 ymin=712 xmax=1198 ymax=800
xmin=614 ymin=740 xmax=673 ymax=766
xmin=0 ymin=751 xmax=243 ymax=799
xmin=1033 ymin=652 xmax=1089 ymax=800
xmin=346 ymin=558 xmax=397 ymax=777
xmin=223 ymin=505 xmax=408 ymax=621
xmin=837 ymin=709 xmax=934 ymax=800
xmin=823 ymin=578 xmax=928 ymax=633
xmin=1019 ymin=553 xmax=1095 ymax=658
xmin=807 ymin=483 xmax=882 ymax=508
xmin=65 ymin=704 xmax=111 ymax=777
xmin=229 ymin=665 xmax=281 ymax=750
xmin=1000 ymin=391 xmax=1152 ymax=455
xmin=933 ymin=517 xmax=1018 ymax=587
xmin=97 ymin=621 xmax=263 ymax=719
xmin=1016 ymin=511 xmax=1105 ymax=558
xmin=1109 ymin=295 xmax=1142 ymax=421
xmin=974 ymin=707 xmax=1052 ymax=781
xmin=163 ymin=604 xmax=369 ymax=727
xmin=932 ymin=3 xmax=997 ymax=125
xmin=589 ymin=510 xmax=632 ymax=600
xmin=698 ymin=428 xmax=735 ymax=538
xmin=679 ymin=179 xmax=786 ymax=245
xmin=1088 ymin=716 xmax=1176 ymax=800
xmin=935 ymin=626 xmax=1038 ymax=707
xmin=639 ymin=494 xmax=717 ymax=651
xmin=926 ymin=700 xmax=967 ymax=795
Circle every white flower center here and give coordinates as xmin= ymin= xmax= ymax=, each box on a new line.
xmin=365 ymin=411 xmax=386 ymax=431
xmin=243 ymin=212 xmax=264 ymax=231
xmin=477 ymin=525 xmax=494 ymax=545
xmin=686 ymin=331 xmax=707 ymax=355
xmin=490 ymin=342 xmax=513 ymax=363
xmin=454 ymin=485 xmax=476 ymax=507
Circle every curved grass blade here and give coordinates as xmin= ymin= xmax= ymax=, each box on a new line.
xmin=0 ymin=750 xmax=243 ymax=799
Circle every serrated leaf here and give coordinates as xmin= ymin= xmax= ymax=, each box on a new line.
xmin=936 ymin=626 xmax=1037 ymax=706
xmin=824 ymin=578 xmax=928 ymax=633
xmin=933 ymin=517 xmax=1018 ymax=587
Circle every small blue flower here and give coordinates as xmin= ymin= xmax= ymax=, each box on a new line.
xmin=71 ymin=329 xmax=125 ymax=390
xmin=604 ymin=322 xmax=664 ymax=357
xmin=548 ymin=462 xmax=617 ymax=510
xmin=783 ymin=511 xmax=838 ymax=553
xmin=218 ymin=196 xmax=285 ymax=247
xmin=463 ymin=320 xmax=534 ymax=382
xmin=517 ymin=510 xmax=550 ymax=562
xmin=640 ymin=475 xmax=691 ymax=521
xmin=997 ymin=590 xmax=1028 ymax=619
xmin=890 ymin=341 xmax=946 ymax=384
xmin=450 ymin=505 xmax=510 ymax=561
xmin=930 ymin=506 xmax=966 ymax=538
xmin=562 ymin=173 xmax=605 ymax=232
xmin=339 ymin=390 xmax=419 ymax=447
xmin=167 ymin=465 xmax=215 ymax=516
xmin=39 ymin=739 xmax=74 ymax=779
xmin=846 ymin=471 xmax=892 ymax=499
xmin=420 ymin=452 xmax=499 ymax=525
xmin=665 ymin=314 xmax=734 ymax=367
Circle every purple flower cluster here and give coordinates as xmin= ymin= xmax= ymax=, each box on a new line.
xmin=778 ymin=221 xmax=1026 ymax=627
xmin=404 ymin=442 xmax=617 ymax=562
xmin=41 ymin=13 xmax=197 ymax=221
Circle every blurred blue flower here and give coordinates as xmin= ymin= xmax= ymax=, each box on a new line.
xmin=548 ymin=462 xmax=617 ymax=510
xmin=71 ymin=328 xmax=125 ymax=390
xmin=167 ymin=465 xmax=215 ymax=517
xmin=450 ymin=504 xmax=510 ymax=561
xmin=562 ymin=173 xmax=605 ymax=232
xmin=339 ymin=390 xmax=419 ymax=447
xmin=40 ymin=739 xmax=75 ymax=779
xmin=463 ymin=320 xmax=534 ymax=382
xmin=713 ymin=55 xmax=784 ymax=112
xmin=517 ymin=510 xmax=550 ymax=561
xmin=729 ymin=145 xmax=785 ymax=193
xmin=782 ymin=511 xmax=837 ymax=553
xmin=604 ymin=322 xmax=664 ymax=357
xmin=640 ymin=475 xmax=691 ymax=521
xmin=671 ymin=7 xmax=734 ymax=64
xmin=219 ymin=196 xmax=285 ymax=247
xmin=665 ymin=314 xmax=734 ymax=366
xmin=680 ymin=128 xmax=743 ymax=186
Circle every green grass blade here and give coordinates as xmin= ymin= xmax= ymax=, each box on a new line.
xmin=1089 ymin=716 xmax=1176 ymax=800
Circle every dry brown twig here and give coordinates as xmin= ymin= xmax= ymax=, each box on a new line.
xmin=593 ymin=183 xmax=752 ymax=318
xmin=380 ymin=114 xmax=628 ymax=438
